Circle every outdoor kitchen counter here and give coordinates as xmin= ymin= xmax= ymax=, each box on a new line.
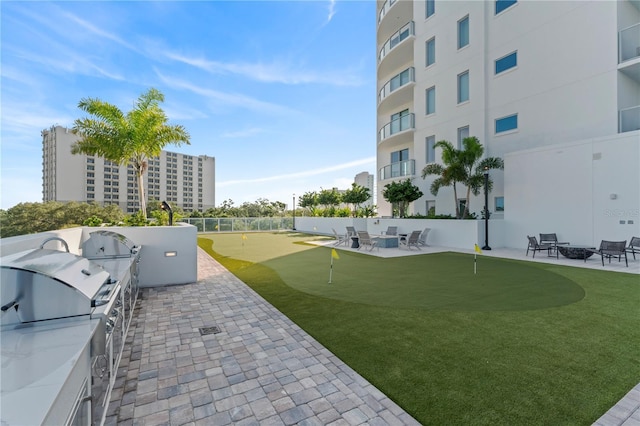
xmin=0 ymin=317 xmax=100 ymax=425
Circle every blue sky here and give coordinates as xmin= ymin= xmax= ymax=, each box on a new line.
xmin=0 ymin=1 xmax=376 ymax=210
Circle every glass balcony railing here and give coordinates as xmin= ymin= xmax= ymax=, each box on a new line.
xmin=379 ymin=67 xmax=415 ymax=104
xmin=379 ymin=21 xmax=415 ymax=63
xmin=619 ymin=23 xmax=640 ymax=63
xmin=619 ymin=105 xmax=640 ymax=133
xmin=378 ymin=113 xmax=415 ymax=142
xmin=379 ymin=160 xmax=415 ymax=180
xmin=378 ymin=0 xmax=397 ymax=24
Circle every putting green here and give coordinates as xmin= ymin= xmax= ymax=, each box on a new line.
xmin=199 ymin=234 xmax=585 ymax=311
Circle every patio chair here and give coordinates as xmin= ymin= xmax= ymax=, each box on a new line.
xmin=526 ymin=236 xmax=556 ymax=258
xmin=626 ymin=236 xmax=640 ymax=260
xmin=418 ymin=228 xmax=431 ymax=246
xmin=587 ymin=240 xmax=628 ymax=267
xmin=356 ymin=231 xmax=378 ymax=251
xmin=332 ymin=228 xmax=349 ymax=247
xmin=539 ymin=233 xmax=569 ymax=255
xmin=382 ymin=226 xmax=397 ymax=236
xmin=401 ymin=230 xmax=422 ymax=250
xmin=346 ymin=226 xmax=357 ymax=238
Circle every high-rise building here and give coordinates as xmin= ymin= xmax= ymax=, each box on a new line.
xmin=354 ymin=171 xmax=375 ymax=207
xmin=376 ymin=0 xmax=640 ymax=217
xmin=42 ymin=125 xmax=215 ymax=212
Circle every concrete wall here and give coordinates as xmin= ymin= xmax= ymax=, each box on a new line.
xmin=1 ymin=224 xmax=198 ymax=287
xmin=504 ymin=132 xmax=640 ymax=248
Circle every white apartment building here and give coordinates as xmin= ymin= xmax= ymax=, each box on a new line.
xmin=376 ymin=0 xmax=640 ymax=231
xmin=42 ymin=125 xmax=216 ymax=213
xmin=354 ymin=171 xmax=375 ymax=207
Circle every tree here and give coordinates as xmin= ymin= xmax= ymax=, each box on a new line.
xmin=299 ymin=191 xmax=319 ymax=216
xmin=382 ymin=179 xmax=424 ymax=218
xmin=422 ymin=137 xmax=503 ymax=218
xmin=72 ymin=88 xmax=190 ymax=219
xmin=317 ymin=188 xmax=342 ymax=209
xmin=457 ymin=137 xmax=504 ymax=218
xmin=421 ymin=140 xmax=466 ymax=218
xmin=341 ymin=183 xmax=371 ymax=217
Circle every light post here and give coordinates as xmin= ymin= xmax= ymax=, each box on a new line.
xmin=292 ymin=193 xmax=296 ymax=231
xmin=482 ymin=168 xmax=491 ymax=250
xmin=161 ymin=200 xmax=173 ymax=226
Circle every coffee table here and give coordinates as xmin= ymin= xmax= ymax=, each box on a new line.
xmin=557 ymin=245 xmax=596 ymax=260
xmin=373 ymin=235 xmax=399 ymax=248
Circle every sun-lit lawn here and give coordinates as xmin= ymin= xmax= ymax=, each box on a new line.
xmin=198 ymin=232 xmax=639 ymax=425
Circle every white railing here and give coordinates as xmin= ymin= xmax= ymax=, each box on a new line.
xmin=619 ymin=105 xmax=640 ymax=133
xmin=619 ymin=23 xmax=640 ymax=63
xmin=378 ymin=0 xmax=397 ymax=24
xmin=378 ymin=113 xmax=415 ymax=142
xmin=379 ymin=21 xmax=414 ymax=63
xmin=379 ymin=67 xmax=415 ymax=104
xmin=379 ymin=160 xmax=416 ymax=180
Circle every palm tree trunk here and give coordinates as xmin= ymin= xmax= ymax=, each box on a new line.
xmin=136 ymin=169 xmax=147 ymax=219
xmin=453 ymin=183 xmax=460 ymax=218
xmin=464 ymin=186 xmax=472 ymax=218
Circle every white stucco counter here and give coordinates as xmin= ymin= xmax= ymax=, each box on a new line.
xmin=0 ymin=317 xmax=100 ymax=425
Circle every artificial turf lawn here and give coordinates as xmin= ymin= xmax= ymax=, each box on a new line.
xmin=198 ymin=232 xmax=640 ymax=425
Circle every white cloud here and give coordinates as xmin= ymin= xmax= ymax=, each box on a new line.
xmin=327 ymin=0 xmax=337 ymax=23
xmin=218 ymin=157 xmax=375 ymax=187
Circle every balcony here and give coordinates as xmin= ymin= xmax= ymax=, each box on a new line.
xmin=378 ymin=113 xmax=415 ymax=145
xmin=378 ymin=0 xmax=413 ymax=39
xmin=379 ymin=22 xmax=415 ymax=64
xmin=379 ymin=67 xmax=415 ymax=108
xmin=619 ymin=105 xmax=640 ymax=133
xmin=619 ymin=23 xmax=640 ymax=63
xmin=379 ymin=159 xmax=415 ymax=181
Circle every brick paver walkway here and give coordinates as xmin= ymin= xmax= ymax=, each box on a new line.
xmin=104 ymin=248 xmax=420 ymax=425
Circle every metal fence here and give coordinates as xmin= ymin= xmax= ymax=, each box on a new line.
xmin=180 ymin=217 xmax=293 ymax=233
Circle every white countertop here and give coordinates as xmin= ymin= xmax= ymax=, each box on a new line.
xmin=1 ymin=317 xmax=100 ymax=425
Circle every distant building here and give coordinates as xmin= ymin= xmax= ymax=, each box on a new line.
xmin=42 ymin=125 xmax=215 ymax=213
xmin=354 ymin=171 xmax=374 ymax=207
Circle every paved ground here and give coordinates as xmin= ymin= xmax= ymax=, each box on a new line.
xmin=104 ymin=248 xmax=421 ymax=425
xmin=105 ymin=240 xmax=639 ymax=425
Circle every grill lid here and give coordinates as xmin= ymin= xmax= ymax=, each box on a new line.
xmin=1 ymin=249 xmax=111 ymax=325
xmin=82 ymin=230 xmax=139 ymax=258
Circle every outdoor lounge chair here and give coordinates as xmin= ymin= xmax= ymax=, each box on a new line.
xmin=587 ymin=240 xmax=628 ymax=267
xmin=526 ymin=236 xmax=556 ymax=258
xmin=419 ymin=228 xmax=431 ymax=246
xmin=626 ymin=236 xmax=640 ymax=260
xmin=356 ymin=231 xmax=378 ymax=251
xmin=332 ymin=228 xmax=349 ymax=247
xmin=382 ymin=226 xmax=398 ymax=236
xmin=346 ymin=226 xmax=357 ymax=239
xmin=401 ymin=230 xmax=422 ymax=250
xmin=539 ymin=233 xmax=569 ymax=255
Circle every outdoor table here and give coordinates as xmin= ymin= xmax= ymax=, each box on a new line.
xmin=351 ymin=237 xmax=360 ymax=248
xmin=373 ymin=235 xmax=399 ymax=248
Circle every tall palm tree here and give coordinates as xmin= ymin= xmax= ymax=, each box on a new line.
xmin=421 ymin=140 xmax=466 ymax=218
xmin=72 ymin=88 xmax=190 ymax=219
xmin=457 ymin=137 xmax=504 ymax=219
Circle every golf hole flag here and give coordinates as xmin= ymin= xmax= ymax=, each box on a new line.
xmin=329 ymin=248 xmax=339 ymax=283
xmin=474 ymin=244 xmax=482 ymax=274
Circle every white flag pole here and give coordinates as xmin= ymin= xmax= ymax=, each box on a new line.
xmin=329 ymin=256 xmax=334 ymax=284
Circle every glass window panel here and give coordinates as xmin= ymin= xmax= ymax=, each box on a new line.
xmin=426 ymin=136 xmax=436 ymax=163
xmin=458 ymin=16 xmax=469 ymax=49
xmin=458 ymin=71 xmax=469 ymax=103
xmin=495 ymin=51 xmax=517 ymax=74
xmin=495 ymin=196 xmax=505 ymax=211
xmin=495 ymin=114 xmax=518 ymax=133
xmin=426 ymin=38 xmax=435 ymax=66
xmin=426 ymin=87 xmax=436 ymax=115
xmin=426 ymin=0 xmax=435 ymax=17
xmin=495 ymin=0 xmax=517 ymax=14
xmin=457 ymin=126 xmax=469 ymax=149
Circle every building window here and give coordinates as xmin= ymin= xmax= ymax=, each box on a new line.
xmin=87 ymin=179 xmax=94 ymax=185
xmin=457 ymin=71 xmax=469 ymax=103
xmin=87 ymin=186 xmax=94 ymax=192
xmin=426 ymin=136 xmax=436 ymax=163
xmin=391 ymin=149 xmax=409 ymax=164
xmin=495 ymin=196 xmax=504 ymax=211
xmin=495 ymin=51 xmax=517 ymax=74
xmin=426 ymin=0 xmax=435 ymax=18
xmin=457 ymin=126 xmax=469 ymax=149
xmin=87 ymin=165 xmax=94 ymax=171
xmin=426 ymin=200 xmax=436 ymax=216
xmin=495 ymin=114 xmax=518 ymax=133
xmin=426 ymin=37 xmax=435 ymax=67
xmin=426 ymin=86 xmax=436 ymax=115
xmin=458 ymin=16 xmax=469 ymax=49
xmin=495 ymin=0 xmax=517 ymax=15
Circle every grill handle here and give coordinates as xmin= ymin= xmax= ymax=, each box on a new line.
xmin=39 ymin=237 xmax=70 ymax=252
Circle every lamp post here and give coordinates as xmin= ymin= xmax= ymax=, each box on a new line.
xmin=161 ymin=200 xmax=173 ymax=226
xmin=482 ymin=168 xmax=491 ymax=250
xmin=292 ymin=193 xmax=296 ymax=231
